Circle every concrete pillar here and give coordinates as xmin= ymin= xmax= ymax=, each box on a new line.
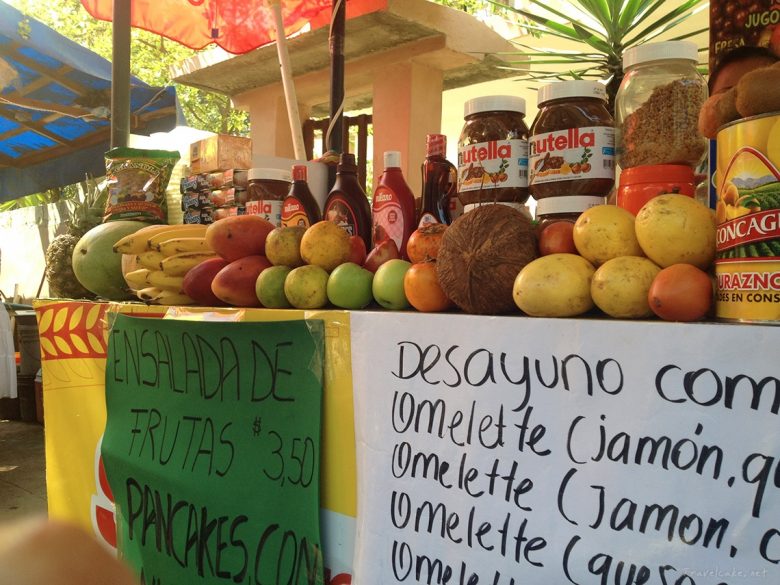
xmin=236 ymin=89 xmax=310 ymax=160
xmin=372 ymin=61 xmax=443 ymax=197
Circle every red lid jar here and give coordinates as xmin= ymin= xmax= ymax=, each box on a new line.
xmin=617 ymin=164 xmax=695 ymax=215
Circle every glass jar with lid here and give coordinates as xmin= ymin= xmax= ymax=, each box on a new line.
xmin=615 ymin=40 xmax=707 ymax=170
xmin=530 ymin=79 xmax=615 ymax=224
xmin=457 ymin=95 xmax=530 ymax=213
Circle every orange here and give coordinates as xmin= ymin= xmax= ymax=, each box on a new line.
xmin=403 ymin=261 xmax=451 ymax=312
xmin=647 ymin=263 xmax=713 ymax=322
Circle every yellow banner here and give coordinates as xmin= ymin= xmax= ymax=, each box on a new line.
xmin=33 ymin=300 xmax=356 ymax=576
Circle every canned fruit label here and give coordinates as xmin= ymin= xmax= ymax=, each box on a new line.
xmin=715 ymin=261 xmax=780 ymax=321
xmin=457 ymin=139 xmax=529 ymax=192
xmin=715 ymin=114 xmax=780 ymax=321
xmin=530 ymin=127 xmax=615 ymax=185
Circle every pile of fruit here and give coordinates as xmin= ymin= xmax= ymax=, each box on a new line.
xmin=68 ymin=193 xmax=717 ymax=322
xmin=516 ymin=194 xmax=717 ymax=321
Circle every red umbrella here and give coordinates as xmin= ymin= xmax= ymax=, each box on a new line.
xmin=80 ymin=0 xmax=331 ymax=54
xmin=80 ymin=0 xmax=337 ymax=158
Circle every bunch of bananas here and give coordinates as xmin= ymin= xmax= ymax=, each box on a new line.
xmin=113 ymin=224 xmax=216 ymax=305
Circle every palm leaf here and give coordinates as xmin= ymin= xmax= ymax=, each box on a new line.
xmin=572 ymin=21 xmax=614 ymax=55
xmin=617 ymin=0 xmax=646 ymax=30
xmin=624 ymin=0 xmax=702 ymax=43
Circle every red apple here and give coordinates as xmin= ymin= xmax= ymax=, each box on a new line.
xmin=348 ymin=235 xmax=368 ymax=266
xmin=363 ymin=238 xmax=400 ymax=273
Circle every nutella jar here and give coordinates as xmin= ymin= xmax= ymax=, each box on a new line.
xmin=457 ymin=95 xmax=529 ymax=213
xmin=246 ymin=168 xmax=292 ymax=227
xmin=530 ymin=80 xmax=615 ymax=219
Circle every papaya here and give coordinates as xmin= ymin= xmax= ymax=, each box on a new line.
xmin=72 ymin=221 xmax=149 ymax=300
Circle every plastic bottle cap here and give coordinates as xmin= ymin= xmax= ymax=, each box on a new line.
xmin=248 ymin=167 xmax=292 ymax=182
xmin=464 ymin=95 xmax=526 ymax=117
xmin=622 ymin=41 xmax=699 ymax=69
xmin=619 ymin=164 xmax=695 ymax=186
xmin=384 ymin=151 xmax=401 ymax=168
xmin=537 ymin=80 xmax=607 ymax=105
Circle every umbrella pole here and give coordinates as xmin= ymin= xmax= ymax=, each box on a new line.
xmin=328 ymin=0 xmax=345 ymax=156
xmin=110 ymin=0 xmax=131 ymax=148
xmin=271 ymin=0 xmax=307 ymax=161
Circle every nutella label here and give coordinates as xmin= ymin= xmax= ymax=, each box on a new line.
xmin=245 ymin=199 xmax=283 ymax=226
xmin=325 ymin=195 xmax=358 ymax=237
xmin=457 ymin=139 xmax=529 ymax=192
xmin=530 ymin=127 xmax=615 ymax=185
xmin=281 ymin=197 xmax=311 ymax=228
xmin=372 ymin=186 xmax=406 ymax=252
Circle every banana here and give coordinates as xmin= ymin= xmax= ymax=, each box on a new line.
xmin=160 ymin=252 xmax=217 ymax=276
xmin=153 ymin=289 xmax=195 ymax=306
xmin=113 ymin=224 xmax=183 ymax=255
xmin=157 ymin=237 xmax=212 ymax=257
xmin=124 ymin=268 xmax=153 ymax=290
xmin=136 ymin=286 xmax=164 ymax=302
xmin=146 ymin=270 xmax=186 ymax=292
xmin=137 ymin=250 xmax=167 ymax=270
xmin=147 ymin=225 xmax=208 ymax=250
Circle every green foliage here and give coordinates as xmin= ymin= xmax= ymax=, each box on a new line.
xmin=488 ymin=0 xmax=708 ymax=110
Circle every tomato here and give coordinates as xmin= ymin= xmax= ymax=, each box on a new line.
xmin=407 ymin=224 xmax=447 ymax=263
xmin=647 ymin=263 xmax=713 ymax=322
xmin=403 ymin=261 xmax=451 ymax=312
xmin=538 ymin=221 xmax=577 ymax=256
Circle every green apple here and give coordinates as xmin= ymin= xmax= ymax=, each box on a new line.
xmin=327 ymin=262 xmax=374 ymax=309
xmin=284 ymin=265 xmax=329 ymax=309
xmin=372 ymin=259 xmax=411 ymax=310
xmin=256 ymin=265 xmax=292 ymax=308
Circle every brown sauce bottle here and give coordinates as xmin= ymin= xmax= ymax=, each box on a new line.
xmin=323 ymin=153 xmax=372 ymax=250
xmin=281 ymin=165 xmax=322 ymax=228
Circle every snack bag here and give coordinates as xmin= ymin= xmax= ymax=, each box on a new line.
xmin=103 ymin=147 xmax=180 ymax=222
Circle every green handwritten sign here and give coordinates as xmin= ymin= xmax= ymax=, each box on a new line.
xmin=102 ymin=314 xmax=325 ymax=585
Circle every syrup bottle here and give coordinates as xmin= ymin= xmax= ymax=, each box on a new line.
xmin=323 ymin=153 xmax=372 ymax=250
xmin=281 ymin=164 xmax=322 ymax=228
xmin=372 ymin=151 xmax=417 ymax=258
xmin=419 ymin=133 xmax=458 ymax=227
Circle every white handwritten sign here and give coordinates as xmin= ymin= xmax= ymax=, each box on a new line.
xmin=350 ymin=313 xmax=780 ymax=585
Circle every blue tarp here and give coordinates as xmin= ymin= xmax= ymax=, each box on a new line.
xmin=0 ymin=2 xmax=182 ymax=201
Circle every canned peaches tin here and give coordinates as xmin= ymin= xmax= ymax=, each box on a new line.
xmin=715 ymin=112 xmax=780 ymax=323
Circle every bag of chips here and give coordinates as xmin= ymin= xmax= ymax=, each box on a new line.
xmin=104 ymin=147 xmax=180 ymax=222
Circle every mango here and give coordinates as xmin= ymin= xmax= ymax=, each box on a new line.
xmin=211 ymin=255 xmax=271 ymax=307
xmin=205 ymin=215 xmax=276 ymax=262
xmin=182 ymin=257 xmax=230 ymax=306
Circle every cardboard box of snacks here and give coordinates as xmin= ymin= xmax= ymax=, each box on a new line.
xmin=189 ymin=135 xmax=251 ymax=174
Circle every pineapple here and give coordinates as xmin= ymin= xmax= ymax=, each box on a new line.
xmin=44 ymin=178 xmax=106 ymax=299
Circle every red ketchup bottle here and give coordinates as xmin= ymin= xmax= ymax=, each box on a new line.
xmin=372 ymin=151 xmax=416 ymax=259
xmin=281 ymin=164 xmax=322 ymax=228
xmin=324 ymin=153 xmax=372 ymax=250
xmin=419 ymin=133 xmax=458 ymax=227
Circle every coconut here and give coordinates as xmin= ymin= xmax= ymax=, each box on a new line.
xmin=436 ymin=204 xmax=537 ymax=314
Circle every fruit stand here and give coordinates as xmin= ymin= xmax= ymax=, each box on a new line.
xmin=33 ymin=297 xmax=780 ymax=584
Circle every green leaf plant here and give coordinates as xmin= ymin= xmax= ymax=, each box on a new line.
xmin=488 ymin=0 xmax=708 ymax=113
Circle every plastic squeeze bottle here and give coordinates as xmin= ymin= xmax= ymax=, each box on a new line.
xmin=281 ymin=164 xmax=322 ymax=228
xmin=323 ymin=153 xmax=372 ymax=250
xmin=372 ymin=151 xmax=416 ymax=258
xmin=419 ymin=133 xmax=457 ymax=227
